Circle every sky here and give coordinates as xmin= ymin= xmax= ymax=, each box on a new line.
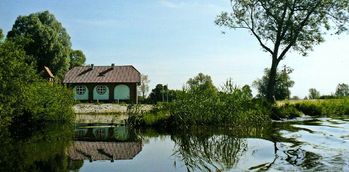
xmin=1 ymin=0 xmax=349 ymax=97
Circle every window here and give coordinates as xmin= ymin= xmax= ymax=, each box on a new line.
xmin=76 ymin=85 xmax=86 ymax=95
xmin=96 ymin=85 xmax=107 ymax=95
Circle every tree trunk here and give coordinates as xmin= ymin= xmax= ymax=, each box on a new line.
xmin=266 ymin=58 xmax=279 ymax=103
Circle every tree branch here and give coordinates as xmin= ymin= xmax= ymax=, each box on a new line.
xmin=278 ymin=1 xmax=322 ymax=61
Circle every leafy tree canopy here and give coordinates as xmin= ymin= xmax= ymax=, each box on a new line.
xmin=0 ymin=38 xmax=37 ymax=127
xmin=253 ymin=67 xmax=294 ymax=100
xmin=308 ymin=88 xmax=320 ymax=99
xmin=335 ymin=83 xmax=349 ymax=97
xmin=7 ymin=11 xmax=85 ymax=79
xmin=216 ymin=0 xmax=349 ymax=102
xmin=69 ymin=50 xmax=86 ymax=69
xmin=149 ymin=84 xmax=167 ymax=103
xmin=186 ymin=73 xmax=217 ymax=95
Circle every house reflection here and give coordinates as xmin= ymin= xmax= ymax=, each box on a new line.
xmin=68 ymin=125 xmax=142 ymax=162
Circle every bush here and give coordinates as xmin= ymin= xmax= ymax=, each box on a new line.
xmin=128 ymin=103 xmax=170 ymax=127
xmin=272 ymin=104 xmax=302 ymax=119
xmin=169 ymin=89 xmax=270 ymax=127
xmin=294 ymin=99 xmax=349 ymax=116
xmin=16 ymin=82 xmax=75 ymax=124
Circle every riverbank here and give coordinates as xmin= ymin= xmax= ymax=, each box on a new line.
xmin=73 ymin=104 xmax=154 ymax=124
xmin=73 ymin=103 xmax=154 ymax=114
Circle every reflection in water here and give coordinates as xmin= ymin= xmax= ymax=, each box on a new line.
xmin=1 ymin=117 xmax=349 ymax=171
xmin=170 ymin=126 xmax=276 ymax=171
xmin=68 ymin=124 xmax=142 ymax=163
xmin=0 ymin=123 xmax=74 ymax=172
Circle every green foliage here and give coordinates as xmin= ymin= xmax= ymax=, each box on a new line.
xmin=272 ymin=104 xmax=302 ymax=119
xmin=308 ymin=88 xmax=320 ymax=99
xmin=21 ymin=82 xmax=74 ymax=123
xmin=69 ymin=50 xmax=86 ymax=69
xmin=0 ymin=123 xmax=74 ymax=172
xmin=7 ymin=11 xmax=84 ymax=79
xmin=186 ymin=73 xmax=217 ymax=96
xmin=148 ymin=84 xmax=180 ymax=103
xmin=295 ymin=99 xmax=349 ymax=116
xmin=0 ymin=40 xmax=37 ymax=127
xmin=335 ymin=83 xmax=349 ymax=97
xmin=216 ymin=0 xmax=349 ymax=101
xmin=171 ymin=125 xmax=272 ymax=171
xmin=253 ymin=68 xmax=294 ymax=100
xmin=0 ymin=31 xmax=75 ymax=127
xmin=170 ymin=77 xmax=270 ymax=126
xmin=128 ymin=104 xmax=170 ymax=127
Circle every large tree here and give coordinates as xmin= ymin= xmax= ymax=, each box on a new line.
xmin=308 ymin=88 xmax=320 ymax=99
xmin=149 ymin=84 xmax=168 ymax=103
xmin=186 ymin=73 xmax=217 ymax=95
xmin=7 ymin=11 xmax=85 ymax=79
xmin=139 ymin=74 xmax=150 ymax=99
xmin=335 ymin=83 xmax=349 ymax=97
xmin=69 ymin=50 xmax=86 ymax=69
xmin=216 ymin=0 xmax=349 ymax=102
xmin=253 ymin=67 xmax=294 ymax=100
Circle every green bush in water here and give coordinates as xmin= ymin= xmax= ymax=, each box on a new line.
xmin=271 ymin=104 xmax=302 ymax=120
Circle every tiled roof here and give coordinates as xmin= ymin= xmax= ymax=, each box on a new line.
xmin=63 ymin=65 xmax=141 ymax=84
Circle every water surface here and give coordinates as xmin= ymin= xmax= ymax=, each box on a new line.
xmin=1 ymin=117 xmax=349 ymax=171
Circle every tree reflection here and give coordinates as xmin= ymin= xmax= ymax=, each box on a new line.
xmin=171 ymin=125 xmax=273 ymax=171
xmin=0 ymin=123 xmax=74 ymax=172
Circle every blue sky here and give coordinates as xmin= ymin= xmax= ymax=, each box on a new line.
xmin=1 ymin=0 xmax=349 ymax=97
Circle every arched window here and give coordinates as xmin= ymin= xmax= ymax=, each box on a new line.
xmin=76 ymin=85 xmax=87 ymax=95
xmin=96 ymin=85 xmax=107 ymax=95
xmin=74 ymin=85 xmax=88 ymax=100
xmin=114 ymin=84 xmax=130 ymax=100
xmin=93 ymin=85 xmax=109 ymax=100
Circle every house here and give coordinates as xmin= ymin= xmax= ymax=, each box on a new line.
xmin=63 ymin=64 xmax=141 ymax=103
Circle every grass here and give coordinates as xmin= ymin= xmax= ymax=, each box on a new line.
xmin=127 ymin=103 xmax=171 ymax=127
xmin=277 ymin=98 xmax=349 ymax=117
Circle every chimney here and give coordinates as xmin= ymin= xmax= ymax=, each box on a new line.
xmin=90 ymin=64 xmax=94 ymax=69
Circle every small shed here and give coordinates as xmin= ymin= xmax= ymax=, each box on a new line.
xmin=63 ymin=64 xmax=141 ymax=103
xmin=41 ymin=66 xmax=54 ymax=82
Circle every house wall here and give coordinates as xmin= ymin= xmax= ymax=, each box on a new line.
xmin=69 ymin=83 xmax=138 ymax=103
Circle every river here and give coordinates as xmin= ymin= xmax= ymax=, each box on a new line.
xmin=1 ymin=117 xmax=348 ymax=171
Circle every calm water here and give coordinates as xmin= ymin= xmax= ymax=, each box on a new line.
xmin=1 ymin=117 xmax=349 ymax=171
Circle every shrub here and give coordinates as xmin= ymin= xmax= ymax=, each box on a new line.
xmin=272 ymin=104 xmax=302 ymax=119
xmin=128 ymin=103 xmax=170 ymax=127
xmin=17 ymin=82 xmax=75 ymax=123
xmin=169 ymin=88 xmax=270 ymax=127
